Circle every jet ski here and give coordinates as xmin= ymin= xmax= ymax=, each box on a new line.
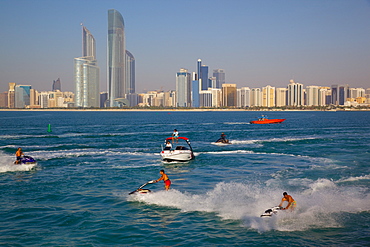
xmin=14 ymin=156 xmax=37 ymax=165
xmin=214 ymin=138 xmax=232 ymax=144
xmin=260 ymin=206 xmax=283 ymax=217
xmin=129 ymin=180 xmax=155 ymax=195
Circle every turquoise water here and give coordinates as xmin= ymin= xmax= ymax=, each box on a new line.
xmin=0 ymin=111 xmax=369 ymax=246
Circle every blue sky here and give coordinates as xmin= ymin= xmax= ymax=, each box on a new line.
xmin=1 ymin=0 xmax=370 ymax=93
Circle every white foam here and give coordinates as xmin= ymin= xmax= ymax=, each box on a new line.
xmin=126 ymin=179 xmax=370 ymax=232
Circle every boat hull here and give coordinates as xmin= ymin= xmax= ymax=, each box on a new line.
xmin=250 ymin=119 xmax=285 ymax=124
xmin=161 ymin=150 xmax=194 ymax=162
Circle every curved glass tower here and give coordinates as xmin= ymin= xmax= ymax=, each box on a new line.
xmin=107 ymin=9 xmax=126 ymax=107
xmin=74 ymin=26 xmax=100 ymax=108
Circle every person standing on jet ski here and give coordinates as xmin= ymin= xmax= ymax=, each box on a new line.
xmin=279 ymin=192 xmax=296 ymax=210
xmin=153 ymin=170 xmax=171 ymax=191
xmin=15 ymin=147 xmax=24 ymax=164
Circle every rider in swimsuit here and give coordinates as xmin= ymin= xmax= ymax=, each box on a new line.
xmin=154 ymin=169 xmax=171 ymax=190
xmin=279 ymin=192 xmax=296 ymax=210
xmin=15 ymin=147 xmax=24 ymax=164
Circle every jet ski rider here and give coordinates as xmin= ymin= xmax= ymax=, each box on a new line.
xmin=15 ymin=147 xmax=24 ymax=164
xmin=279 ymin=192 xmax=296 ymax=210
xmin=154 ymin=170 xmax=171 ymax=191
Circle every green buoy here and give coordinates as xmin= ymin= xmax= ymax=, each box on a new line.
xmin=47 ymin=124 xmax=52 ymax=133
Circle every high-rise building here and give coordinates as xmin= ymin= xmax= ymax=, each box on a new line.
xmin=306 ymin=86 xmax=320 ymax=106
xmin=250 ymin=88 xmax=262 ymax=107
xmin=0 ymin=92 xmax=8 ymax=108
xmin=237 ymin=87 xmax=251 ymax=107
xmin=213 ymin=69 xmax=225 ymax=89
xmin=52 ymin=78 xmax=61 ymax=91
xmin=191 ymin=72 xmax=200 ymax=107
xmin=287 ymin=80 xmax=304 ymax=106
xmin=262 ymin=85 xmax=275 ymax=107
xmin=15 ymin=85 xmax=31 ymax=108
xmin=176 ymin=68 xmax=191 ymax=107
xmin=275 ymin=88 xmax=287 ymax=107
xmin=125 ymin=50 xmax=135 ymax=95
xmin=8 ymin=83 xmax=15 ymax=108
xmin=331 ymin=84 xmax=349 ymax=105
xmin=100 ymin=92 xmax=108 ymax=107
xmin=222 ymin=84 xmax=237 ymax=107
xmin=200 ymin=65 xmax=209 ymax=90
xmin=74 ymin=25 xmax=100 ymax=107
xmin=107 ymin=9 xmax=126 ymax=107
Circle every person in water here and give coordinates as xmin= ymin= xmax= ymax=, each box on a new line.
xmin=279 ymin=192 xmax=296 ymax=210
xmin=15 ymin=147 xmax=24 ymax=164
xmin=172 ymin=129 xmax=179 ymax=143
xmin=154 ymin=170 xmax=171 ymax=190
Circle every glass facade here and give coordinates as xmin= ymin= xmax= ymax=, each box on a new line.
xmin=74 ymin=25 xmax=100 ymax=107
xmin=107 ymin=9 xmax=125 ymax=107
xmin=125 ymin=50 xmax=135 ymax=95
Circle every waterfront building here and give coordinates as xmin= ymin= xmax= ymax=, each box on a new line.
xmin=125 ymin=50 xmax=135 ymax=95
xmin=29 ymin=88 xmax=39 ymax=108
xmin=306 ymin=85 xmax=320 ymax=106
xmin=222 ymin=84 xmax=237 ymax=107
xmin=176 ymin=68 xmax=191 ymax=107
xmin=200 ymin=90 xmax=212 ymax=107
xmin=15 ymin=85 xmax=31 ymax=108
xmin=0 ymin=92 xmax=8 ymax=107
xmin=191 ymin=77 xmax=200 ymax=107
xmin=100 ymin=92 xmax=108 ymax=107
xmin=250 ymin=88 xmax=262 ymax=107
xmin=331 ymin=84 xmax=349 ymax=106
xmin=52 ymin=78 xmax=61 ymax=91
xmin=349 ymin=88 xmax=365 ymax=98
xmin=210 ymin=88 xmax=222 ymax=107
xmin=200 ymin=65 xmax=209 ymax=90
xmin=213 ymin=69 xmax=225 ymax=89
xmin=107 ymin=9 xmax=126 ymax=107
xmin=163 ymin=91 xmax=176 ymax=107
xmin=275 ymin=88 xmax=287 ymax=107
xmin=8 ymin=83 xmax=15 ymax=108
xmin=237 ymin=87 xmax=251 ymax=107
xmin=287 ymin=80 xmax=304 ymax=107
xmin=262 ymin=85 xmax=275 ymax=107
xmin=75 ymin=25 xmax=100 ymax=108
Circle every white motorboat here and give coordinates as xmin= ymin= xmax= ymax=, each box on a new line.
xmin=160 ymin=137 xmax=195 ymax=162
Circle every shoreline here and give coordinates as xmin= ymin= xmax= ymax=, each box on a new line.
xmin=0 ymin=108 xmax=369 ymax=112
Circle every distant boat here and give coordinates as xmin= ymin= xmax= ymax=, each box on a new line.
xmin=250 ymin=115 xmax=285 ymax=124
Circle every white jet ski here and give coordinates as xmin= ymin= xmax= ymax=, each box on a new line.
xmin=129 ymin=180 xmax=155 ymax=195
xmin=260 ymin=206 xmax=283 ymax=217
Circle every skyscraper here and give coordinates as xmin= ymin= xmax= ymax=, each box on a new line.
xmin=262 ymin=85 xmax=275 ymax=107
xmin=222 ymin=84 xmax=237 ymax=107
xmin=213 ymin=69 xmax=225 ymax=89
xmin=74 ymin=25 xmax=100 ymax=107
xmin=287 ymin=80 xmax=304 ymax=106
xmin=52 ymin=78 xmax=61 ymax=91
xmin=331 ymin=84 xmax=349 ymax=105
xmin=125 ymin=50 xmax=135 ymax=94
xmin=15 ymin=85 xmax=31 ymax=108
xmin=200 ymin=65 xmax=209 ymax=90
xmin=176 ymin=68 xmax=191 ymax=107
xmin=107 ymin=9 xmax=126 ymax=107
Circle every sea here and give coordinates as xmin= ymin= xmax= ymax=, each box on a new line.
xmin=0 ymin=110 xmax=369 ymax=246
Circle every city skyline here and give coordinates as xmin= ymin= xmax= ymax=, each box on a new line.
xmin=1 ymin=0 xmax=370 ymax=94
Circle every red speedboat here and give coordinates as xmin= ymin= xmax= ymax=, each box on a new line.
xmin=250 ymin=115 xmax=285 ymax=124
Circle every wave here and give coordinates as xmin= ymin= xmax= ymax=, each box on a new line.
xmin=126 ymin=179 xmax=370 ymax=232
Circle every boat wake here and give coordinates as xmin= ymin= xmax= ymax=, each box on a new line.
xmin=126 ymin=178 xmax=370 ymax=232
